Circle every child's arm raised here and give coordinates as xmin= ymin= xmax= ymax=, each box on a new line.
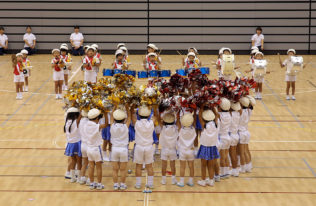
xmin=278 ymin=53 xmax=285 ymax=68
xmin=199 ymin=103 xmax=206 ymax=129
xmin=125 ymin=104 xmax=131 ymax=127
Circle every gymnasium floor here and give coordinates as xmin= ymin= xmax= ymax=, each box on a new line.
xmin=0 ymin=54 xmax=315 ymax=205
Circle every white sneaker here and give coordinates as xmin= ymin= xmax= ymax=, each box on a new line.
xmin=161 ymin=178 xmax=166 ymax=185
xmin=70 ymin=177 xmax=77 ymax=183
xmin=79 ymin=176 xmax=86 ymax=185
xmin=231 ymin=169 xmax=239 ymax=177
xmin=90 ymin=183 xmax=96 ymax=190
xmin=286 ymin=96 xmax=290 ymax=100
xmin=245 ymin=164 xmax=252 ymax=173
xmin=239 ymin=165 xmax=246 ymax=173
xmin=55 ymin=94 xmax=59 ymax=99
xmin=64 ymin=85 xmax=68 ymax=91
xmin=64 ymin=171 xmax=71 ymax=179
xmin=214 ymin=175 xmax=221 ymax=182
xmin=171 ymin=178 xmax=177 ymax=185
xmin=85 ymin=178 xmax=90 ymax=186
xmin=197 ymin=180 xmax=206 ymax=187
xmin=25 ymin=86 xmax=28 ymax=92
xmin=16 ymin=94 xmax=19 ymax=100
xmin=134 ymin=184 xmax=141 ymax=189
xmin=255 ymin=93 xmax=259 ymax=99
xmin=120 ymin=183 xmax=127 ymax=190
xmin=205 ymin=178 xmax=214 ymax=187
xmin=96 ymin=183 xmax=104 ymax=190
xmin=292 ymin=96 xmax=296 ymax=100
xmin=113 ymin=183 xmax=120 ymax=190
xmin=19 ymin=93 xmax=23 ymax=99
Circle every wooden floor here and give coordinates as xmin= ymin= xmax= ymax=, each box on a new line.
xmin=0 ymin=54 xmax=315 ymax=205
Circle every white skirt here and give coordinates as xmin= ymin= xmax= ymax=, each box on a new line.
xmin=14 ymin=74 xmax=24 ymax=83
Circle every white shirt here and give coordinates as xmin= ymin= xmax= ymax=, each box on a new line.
xmin=251 ymin=34 xmax=264 ymax=47
xmin=178 ymin=126 xmax=196 ymax=150
xmin=83 ymin=121 xmax=102 ymax=147
xmin=238 ymin=109 xmax=249 ymax=132
xmin=160 ymin=125 xmax=178 ymax=149
xmin=65 ymin=120 xmax=80 ymax=143
xmin=200 ymin=121 xmax=219 ymax=147
xmin=230 ymin=111 xmax=240 ymax=134
xmin=219 ymin=112 xmax=232 ymax=135
xmin=23 ymin=33 xmax=36 ymax=47
xmin=110 ymin=123 xmax=129 ymax=147
xmin=135 ymin=119 xmax=154 ymax=147
xmin=282 ymin=58 xmax=294 ymax=75
xmin=0 ymin=34 xmax=8 ymax=48
xmin=70 ymin=32 xmax=84 ymax=47
xmin=79 ymin=117 xmax=89 ymax=143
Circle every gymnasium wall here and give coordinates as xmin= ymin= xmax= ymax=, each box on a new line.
xmin=1 ymin=0 xmax=315 ymax=54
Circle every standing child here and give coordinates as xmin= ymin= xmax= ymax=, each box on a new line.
xmin=82 ymin=47 xmax=100 ymax=83
xmin=229 ymin=102 xmax=242 ymax=177
xmin=197 ymin=106 xmax=220 ymax=187
xmin=278 ymin=49 xmax=306 ymax=100
xmin=238 ymin=97 xmax=251 ymax=173
xmin=183 ymin=48 xmax=201 ymax=70
xmin=21 ymin=49 xmax=31 ymax=92
xmin=133 ymin=105 xmax=157 ymax=189
xmin=60 ymin=44 xmax=72 ymax=91
xmin=23 ymin=26 xmax=36 ymax=55
xmin=158 ymin=112 xmax=178 ymax=185
xmin=12 ymin=53 xmax=24 ymax=100
xmin=78 ymin=110 xmax=90 ymax=185
xmin=218 ymin=98 xmax=232 ymax=179
xmin=83 ymin=108 xmax=107 ymax=190
xmin=112 ymin=50 xmax=128 ymax=70
xmin=143 ymin=44 xmax=161 ymax=70
xmin=110 ymin=105 xmax=131 ymax=190
xmin=183 ymin=52 xmax=199 ymax=73
xmin=119 ymin=46 xmax=130 ymax=65
xmin=216 ymin=47 xmax=235 ymax=79
xmin=177 ymin=112 xmax=196 ymax=187
xmin=91 ymin=44 xmax=102 ymax=82
xmin=51 ymin=49 xmax=65 ymax=99
xmin=64 ymin=107 xmax=82 ymax=183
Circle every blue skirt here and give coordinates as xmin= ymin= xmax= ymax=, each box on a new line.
xmin=102 ymin=125 xmax=111 ymax=141
xmin=64 ymin=141 xmax=82 ymax=157
xmin=196 ymin=114 xmax=202 ymax=130
xmin=129 ymin=124 xmax=135 ymax=142
xmin=197 ymin=145 xmax=220 ymax=160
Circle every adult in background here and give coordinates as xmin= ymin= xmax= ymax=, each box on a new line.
xmin=23 ymin=26 xmax=36 ymax=55
xmin=70 ymin=26 xmax=84 ymax=56
xmin=251 ymin=27 xmax=264 ymax=51
xmin=0 ymin=26 xmax=8 ymax=55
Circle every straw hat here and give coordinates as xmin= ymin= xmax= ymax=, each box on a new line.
xmin=162 ymin=113 xmax=175 ymax=123
xmin=51 ymin=48 xmax=60 ymax=54
xmin=202 ymin=110 xmax=215 ymax=121
xmin=139 ymin=106 xmax=151 ymax=117
xmin=231 ymin=102 xmax=241 ymax=111
xmin=247 ymin=95 xmax=256 ymax=106
xmin=187 ymin=52 xmax=196 ymax=57
xmin=240 ymin=97 xmax=250 ymax=107
xmin=21 ymin=49 xmax=28 ymax=54
xmin=287 ymin=48 xmax=296 ymax=55
xmin=220 ymin=97 xmax=231 ymax=111
xmin=113 ymin=109 xmax=127 ymax=121
xmin=88 ymin=108 xmax=101 ymax=119
xmin=67 ymin=107 xmax=79 ymax=114
xmin=181 ymin=113 xmax=194 ymax=127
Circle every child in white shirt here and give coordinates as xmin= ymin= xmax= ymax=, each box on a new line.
xmin=23 ymin=26 xmax=36 ymax=55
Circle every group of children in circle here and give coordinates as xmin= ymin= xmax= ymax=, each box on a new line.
xmin=64 ymin=92 xmax=256 ymax=190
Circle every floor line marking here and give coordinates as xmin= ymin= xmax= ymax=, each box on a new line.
xmin=302 ymin=158 xmax=316 ymax=177
xmin=260 ymin=100 xmax=280 ymax=127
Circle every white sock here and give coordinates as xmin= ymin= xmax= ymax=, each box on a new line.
xmin=188 ymin=177 xmax=193 ymax=184
xmin=148 ymin=176 xmax=154 ymax=185
xmin=172 ymin=175 xmax=176 ymax=180
xmin=220 ymin=167 xmax=224 ymax=175
xmin=161 ymin=176 xmax=166 ymax=181
xmin=180 ymin=177 xmax=184 ymax=184
xmin=70 ymin=170 xmax=76 ymax=179
xmin=136 ymin=177 xmax=141 ymax=185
